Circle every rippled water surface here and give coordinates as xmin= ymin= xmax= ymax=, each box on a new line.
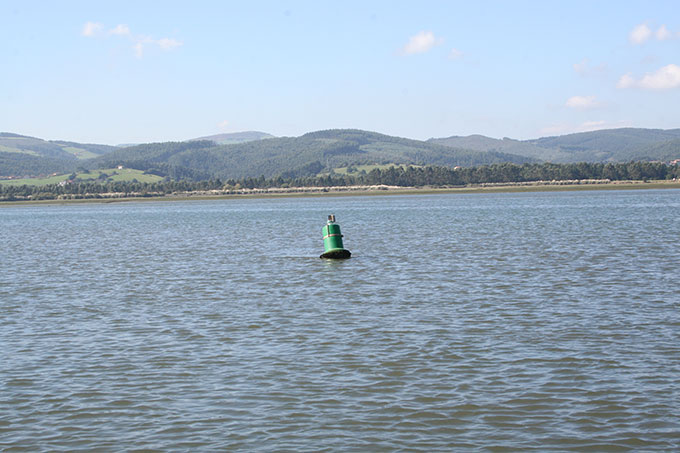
xmin=2 ymin=190 xmax=680 ymax=451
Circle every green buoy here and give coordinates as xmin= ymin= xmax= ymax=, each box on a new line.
xmin=320 ymin=214 xmax=351 ymax=259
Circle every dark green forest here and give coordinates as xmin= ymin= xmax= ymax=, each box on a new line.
xmin=3 ymin=161 xmax=678 ymax=201
xmin=3 ymin=128 xmax=680 ymax=180
xmin=0 ymin=152 xmax=76 ymax=177
xmin=90 ymin=130 xmax=535 ymax=180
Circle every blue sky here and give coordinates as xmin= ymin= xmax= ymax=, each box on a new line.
xmin=2 ymin=1 xmax=680 ymax=144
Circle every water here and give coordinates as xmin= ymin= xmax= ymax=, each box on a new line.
xmin=1 ymin=190 xmax=679 ymax=451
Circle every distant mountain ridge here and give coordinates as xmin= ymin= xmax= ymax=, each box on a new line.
xmin=91 ymin=129 xmax=534 ymax=180
xmin=190 ymin=131 xmax=275 ymax=144
xmin=2 ymin=127 xmax=680 ymax=179
xmin=429 ymin=128 xmax=680 ymax=163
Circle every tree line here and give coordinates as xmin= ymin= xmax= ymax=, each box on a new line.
xmin=1 ymin=161 xmax=678 ymax=201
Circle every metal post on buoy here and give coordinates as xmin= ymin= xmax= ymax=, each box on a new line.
xmin=320 ymin=214 xmax=351 ymax=259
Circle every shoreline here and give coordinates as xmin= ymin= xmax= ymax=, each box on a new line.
xmin=2 ymin=180 xmax=679 ymax=206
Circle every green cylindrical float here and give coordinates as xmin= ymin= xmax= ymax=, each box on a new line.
xmin=320 ymin=214 xmax=351 ymax=259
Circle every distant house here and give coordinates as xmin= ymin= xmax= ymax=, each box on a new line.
xmin=117 ymin=165 xmax=124 ymax=170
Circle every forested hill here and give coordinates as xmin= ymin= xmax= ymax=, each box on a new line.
xmin=528 ymin=128 xmax=680 ymax=161
xmin=0 ymin=133 xmax=119 ymax=177
xmin=4 ymin=127 xmax=680 ymax=180
xmin=90 ymin=129 xmax=535 ymax=180
xmin=430 ymin=128 xmax=680 ymax=163
xmin=0 ymin=133 xmax=117 ymax=160
xmin=190 ymin=131 xmax=275 ymax=144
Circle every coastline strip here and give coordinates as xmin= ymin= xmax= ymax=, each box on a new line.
xmin=2 ymin=180 xmax=680 ymax=206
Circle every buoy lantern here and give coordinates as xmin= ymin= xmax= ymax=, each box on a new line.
xmin=320 ymin=214 xmax=351 ymax=259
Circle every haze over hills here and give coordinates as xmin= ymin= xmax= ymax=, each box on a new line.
xmin=190 ymin=131 xmax=275 ymax=144
xmin=430 ymin=128 xmax=680 ymax=163
xmin=528 ymin=128 xmax=680 ymax=162
xmin=1 ymin=127 xmax=680 ymax=179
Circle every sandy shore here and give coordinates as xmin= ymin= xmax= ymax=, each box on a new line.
xmin=2 ymin=180 xmax=679 ymax=206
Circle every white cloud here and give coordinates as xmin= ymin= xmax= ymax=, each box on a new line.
xmin=629 ymin=22 xmax=678 ymax=44
xmin=656 ymin=25 xmax=672 ymax=40
xmin=82 ymin=21 xmax=103 ymax=37
xmin=617 ymin=73 xmax=636 ymax=89
xmin=618 ymin=64 xmax=680 ymax=90
xmin=401 ymin=31 xmax=443 ymax=55
xmin=573 ymin=59 xmax=589 ymax=75
xmin=218 ymin=120 xmax=230 ymax=130
xmin=81 ymin=21 xmax=182 ymax=58
xmin=565 ymin=95 xmax=600 ymax=110
xmin=639 ymin=64 xmax=680 ymax=89
xmin=540 ymin=120 xmax=631 ymax=136
xmin=630 ymin=22 xmax=652 ymax=44
xmin=448 ymin=48 xmax=463 ymax=60
xmin=578 ymin=120 xmax=631 ymax=132
xmin=157 ymin=38 xmax=183 ymax=51
xmin=573 ymin=58 xmax=607 ymax=76
xmin=133 ymin=42 xmax=145 ymax=59
xmin=133 ymin=37 xmax=183 ymax=58
xmin=110 ymin=24 xmax=131 ymax=36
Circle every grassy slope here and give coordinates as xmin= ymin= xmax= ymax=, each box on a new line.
xmin=0 ymin=134 xmax=117 ymax=160
xmin=0 ymin=144 xmax=40 ymax=156
xmin=58 ymin=146 xmax=101 ymax=160
xmin=0 ymin=168 xmax=164 ymax=186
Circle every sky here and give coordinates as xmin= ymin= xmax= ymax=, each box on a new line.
xmin=2 ymin=0 xmax=680 ymax=145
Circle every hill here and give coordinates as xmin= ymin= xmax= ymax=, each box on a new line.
xmin=430 ymin=128 xmax=680 ymax=163
xmin=0 ymin=133 xmax=118 ymax=177
xmin=190 ymin=131 xmax=275 ymax=144
xmin=0 ymin=133 xmax=117 ymax=160
xmin=629 ymin=138 xmax=680 ymax=162
xmin=528 ymin=128 xmax=680 ymax=162
xmin=90 ymin=129 xmax=535 ymax=180
xmin=4 ymin=127 xmax=680 ymax=181
xmin=0 ymin=152 xmax=76 ymax=178
xmin=428 ymin=134 xmax=565 ymax=161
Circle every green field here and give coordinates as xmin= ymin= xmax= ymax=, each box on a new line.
xmin=0 ymin=174 xmax=70 ymax=186
xmin=326 ymin=164 xmax=419 ymax=176
xmin=0 ymin=144 xmax=40 ymax=155
xmin=0 ymin=168 xmax=164 ymax=186
xmin=60 ymin=146 xmax=101 ymax=160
